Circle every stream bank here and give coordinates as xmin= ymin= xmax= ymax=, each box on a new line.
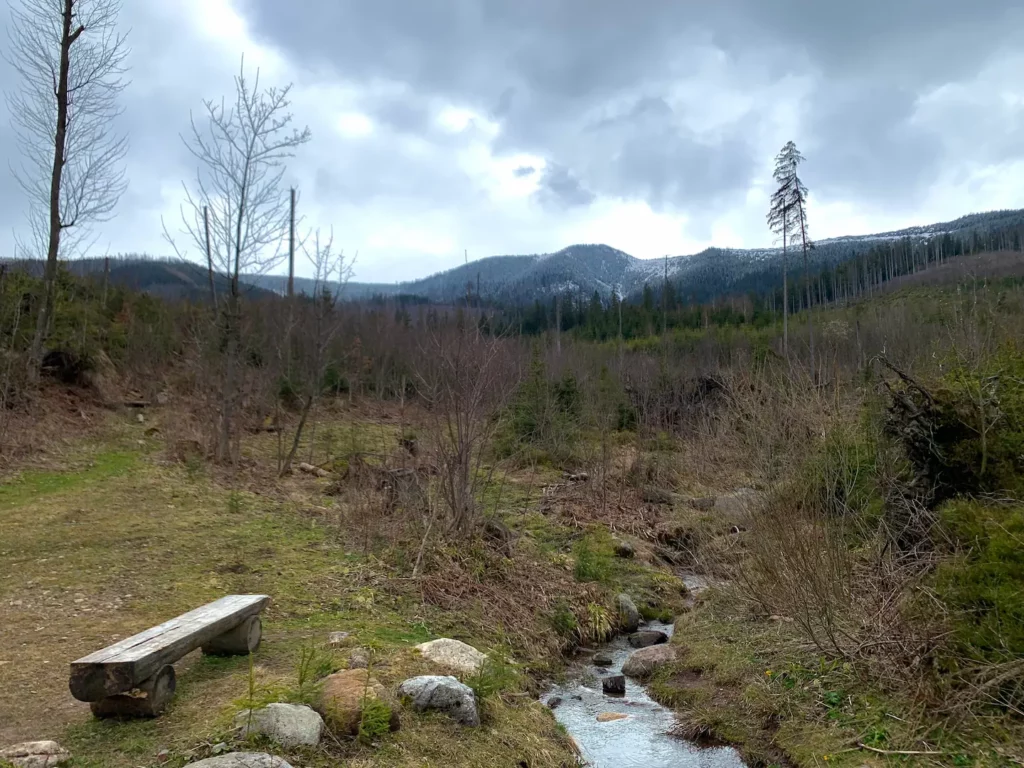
xmin=542 ymin=621 xmax=745 ymax=768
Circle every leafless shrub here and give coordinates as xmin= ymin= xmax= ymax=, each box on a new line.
xmin=414 ymin=328 xmax=520 ymax=535
xmin=278 ymin=232 xmax=353 ymax=476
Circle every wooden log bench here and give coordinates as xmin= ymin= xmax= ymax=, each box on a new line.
xmin=69 ymin=594 xmax=270 ymax=718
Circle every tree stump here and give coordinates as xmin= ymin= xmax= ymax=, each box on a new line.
xmin=91 ymin=664 xmax=176 ymax=718
xmin=201 ymin=615 xmax=262 ymax=656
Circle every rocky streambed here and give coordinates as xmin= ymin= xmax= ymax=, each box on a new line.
xmin=543 ymin=619 xmax=744 ymax=768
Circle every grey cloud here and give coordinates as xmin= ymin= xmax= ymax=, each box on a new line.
xmin=806 ymin=84 xmax=943 ymax=207
xmin=535 ymin=163 xmax=595 ymax=209
xmin=240 ymin=0 xmax=1024 ymax=218
xmin=2 ymin=0 xmax=1024 ymax=278
xmin=579 ymin=96 xmax=755 ymax=211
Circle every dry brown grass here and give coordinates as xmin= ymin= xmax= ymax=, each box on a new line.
xmin=2 ymin=396 xmax=682 ymax=766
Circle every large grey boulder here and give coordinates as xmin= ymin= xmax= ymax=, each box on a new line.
xmin=187 ymin=754 xmax=291 ymax=768
xmin=398 ymin=675 xmax=480 ymax=726
xmin=622 ymin=644 xmax=677 ymax=679
xmin=616 ymin=593 xmax=641 ymax=633
xmin=414 ymin=638 xmax=487 ymax=674
xmin=714 ymin=488 xmax=765 ymax=520
xmin=0 ymin=741 xmax=71 ymax=768
xmin=628 ymin=629 xmax=669 ymax=648
xmin=613 ymin=539 xmax=635 ymax=558
xmin=233 ymin=703 xmax=324 ymax=747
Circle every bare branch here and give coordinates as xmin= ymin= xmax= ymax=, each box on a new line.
xmin=170 ymin=56 xmax=311 ymax=290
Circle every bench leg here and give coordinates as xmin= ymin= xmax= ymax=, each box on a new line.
xmin=201 ymin=615 xmax=262 ymax=656
xmin=90 ymin=664 xmax=176 ymax=718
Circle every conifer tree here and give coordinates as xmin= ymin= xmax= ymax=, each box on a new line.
xmin=767 ymin=141 xmax=813 ymax=368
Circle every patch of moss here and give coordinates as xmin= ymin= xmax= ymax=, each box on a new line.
xmin=936 ymin=499 xmax=1024 ymax=664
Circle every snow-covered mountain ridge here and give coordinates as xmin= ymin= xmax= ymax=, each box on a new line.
xmin=248 ymin=208 xmax=1024 ymax=304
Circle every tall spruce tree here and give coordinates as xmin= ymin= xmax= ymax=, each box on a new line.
xmin=767 ymin=141 xmax=813 ymax=368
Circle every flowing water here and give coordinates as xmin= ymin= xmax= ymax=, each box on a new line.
xmin=543 ymin=619 xmax=745 ymax=768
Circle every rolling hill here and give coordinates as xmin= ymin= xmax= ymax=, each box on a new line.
xmin=6 ymin=209 xmax=1023 ymax=307
xmin=297 ymin=208 xmax=1024 ymax=304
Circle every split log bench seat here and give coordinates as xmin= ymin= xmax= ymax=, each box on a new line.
xmin=69 ymin=594 xmax=270 ymax=718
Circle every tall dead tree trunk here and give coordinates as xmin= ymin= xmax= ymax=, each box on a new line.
xmin=204 ymin=206 xmax=217 ymax=309
xmin=28 ymin=1 xmax=82 ymax=371
xmin=800 ymin=204 xmax=815 ymax=380
xmin=287 ymin=187 xmax=296 ymax=298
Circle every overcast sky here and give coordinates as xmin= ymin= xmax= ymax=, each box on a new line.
xmin=2 ymin=0 xmax=1024 ymax=282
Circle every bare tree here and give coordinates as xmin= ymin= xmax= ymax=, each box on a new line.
xmin=4 ymin=0 xmax=130 ymax=370
xmin=279 ymin=230 xmax=353 ymax=477
xmin=165 ymin=58 xmax=310 ymax=461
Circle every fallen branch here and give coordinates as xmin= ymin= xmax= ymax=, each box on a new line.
xmin=857 ymin=742 xmax=942 ymax=756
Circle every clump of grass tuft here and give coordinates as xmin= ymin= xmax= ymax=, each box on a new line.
xmin=549 ymin=598 xmax=578 ymax=639
xmin=578 ymin=602 xmax=613 ymax=645
xmin=572 ymin=532 xmax=614 ymax=583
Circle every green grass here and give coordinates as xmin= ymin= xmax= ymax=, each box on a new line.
xmin=0 ymin=422 xmax=627 ymax=767
xmin=649 ymin=595 xmax=1024 ymax=768
xmin=0 ymin=449 xmax=137 ymax=509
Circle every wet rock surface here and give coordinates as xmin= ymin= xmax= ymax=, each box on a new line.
xmin=628 ymin=630 xmax=669 ymax=648
xmin=542 ymin=622 xmax=746 ymax=768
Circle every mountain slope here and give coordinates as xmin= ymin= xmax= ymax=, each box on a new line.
xmin=331 ymin=209 xmax=1024 ymax=304
xmin=2 ymin=256 xmax=277 ymax=302
xmin=7 ymin=209 xmax=1022 ymax=306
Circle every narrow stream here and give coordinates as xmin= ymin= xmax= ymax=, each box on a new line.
xmin=543 ymin=607 xmax=745 ymax=766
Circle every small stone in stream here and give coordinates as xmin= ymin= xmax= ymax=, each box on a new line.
xmin=0 ymin=741 xmax=71 ymax=767
xmin=613 ymin=539 xmax=635 ymax=558
xmin=628 ymin=630 xmax=669 ymax=648
xmin=546 ymin=696 xmax=563 ymax=709
xmin=592 ymin=651 xmax=614 ymax=667
xmin=327 ymin=631 xmax=350 ymax=647
xmin=596 ymin=712 xmax=629 ymax=722
xmin=572 ymin=694 xmax=584 ymax=701
xmin=622 ymin=644 xmax=677 ymax=679
xmin=602 ymin=675 xmax=626 ymax=695
xmin=616 ymin=593 xmax=641 ymax=633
